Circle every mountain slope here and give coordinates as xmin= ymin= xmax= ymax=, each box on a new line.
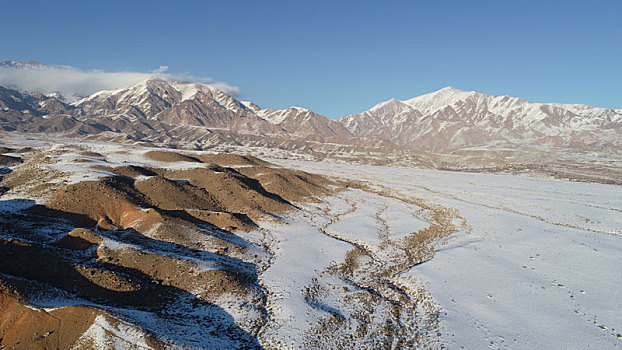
xmin=256 ymin=106 xmax=354 ymax=142
xmin=71 ymin=79 xmax=283 ymax=134
xmin=340 ymin=87 xmax=622 ymax=152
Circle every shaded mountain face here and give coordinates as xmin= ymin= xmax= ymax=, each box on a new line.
xmin=256 ymin=106 xmax=354 ymax=142
xmin=0 ymin=85 xmax=44 ymax=114
xmin=340 ymin=87 xmax=622 ymax=152
xmin=0 ymin=86 xmax=73 ymax=131
xmin=1 ymin=79 xmax=620 ymax=154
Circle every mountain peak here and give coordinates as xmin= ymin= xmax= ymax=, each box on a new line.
xmin=0 ymin=60 xmax=49 ymax=69
xmin=240 ymin=100 xmax=261 ymax=112
xmin=169 ymin=81 xmax=218 ymax=102
xmin=401 ymin=86 xmax=476 ymax=114
xmin=432 ymin=86 xmax=475 ymax=96
xmin=438 ymin=86 xmax=461 ymax=92
xmin=289 ymin=106 xmax=312 ymax=113
xmin=368 ymin=97 xmax=409 ymax=113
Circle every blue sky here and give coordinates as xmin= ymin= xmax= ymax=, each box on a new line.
xmin=1 ymin=0 xmax=620 ymax=118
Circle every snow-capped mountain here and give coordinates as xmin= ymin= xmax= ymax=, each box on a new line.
xmin=340 ymin=87 xmax=622 ymax=152
xmin=1 ymin=72 xmax=621 ymax=155
xmin=0 ymin=60 xmax=49 ymax=70
xmin=72 ymin=79 xmax=282 ymax=134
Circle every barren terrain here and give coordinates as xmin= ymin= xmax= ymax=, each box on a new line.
xmin=0 ymin=135 xmax=620 ymax=349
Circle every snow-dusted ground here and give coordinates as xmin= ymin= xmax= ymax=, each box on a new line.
xmin=1 ymin=134 xmax=620 ymax=348
xmin=254 ymin=212 xmax=354 ymax=347
xmin=254 ymin=188 xmax=446 ymax=349
xmin=270 ymin=159 xmax=622 ymax=349
xmin=73 ymin=314 xmax=152 ymax=350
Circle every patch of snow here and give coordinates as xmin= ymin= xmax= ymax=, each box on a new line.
xmin=73 ymin=314 xmax=152 ymax=349
xmin=258 ymin=211 xmax=353 ymax=346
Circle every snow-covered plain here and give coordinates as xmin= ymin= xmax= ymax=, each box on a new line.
xmin=269 ymin=159 xmax=622 ymax=349
xmin=1 ymin=134 xmax=620 ymax=348
xmin=253 ymin=187 xmax=447 ymax=349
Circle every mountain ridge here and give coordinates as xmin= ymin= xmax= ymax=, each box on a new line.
xmin=1 ymin=76 xmax=620 ymax=154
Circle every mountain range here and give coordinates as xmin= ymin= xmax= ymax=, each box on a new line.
xmin=1 ymin=61 xmax=621 ymax=156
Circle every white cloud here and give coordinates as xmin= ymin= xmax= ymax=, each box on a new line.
xmin=0 ymin=62 xmax=240 ymax=99
xmin=152 ymin=65 xmax=169 ymax=74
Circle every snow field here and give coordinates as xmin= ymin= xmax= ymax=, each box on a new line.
xmin=271 ymin=158 xmax=622 ymax=349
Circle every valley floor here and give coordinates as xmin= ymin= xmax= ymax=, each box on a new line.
xmin=273 ymin=158 xmax=622 ymax=349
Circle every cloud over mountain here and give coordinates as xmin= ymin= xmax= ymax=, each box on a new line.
xmin=0 ymin=61 xmax=239 ymax=100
